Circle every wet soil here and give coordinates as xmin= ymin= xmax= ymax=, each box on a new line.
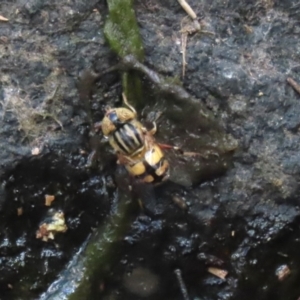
xmin=0 ymin=0 xmax=300 ymax=299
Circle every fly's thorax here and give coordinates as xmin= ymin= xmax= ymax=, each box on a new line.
xmin=100 ymin=102 xmax=169 ymax=184
xmin=109 ymin=121 xmax=145 ymax=155
xmin=101 ymin=107 xmax=136 ymax=136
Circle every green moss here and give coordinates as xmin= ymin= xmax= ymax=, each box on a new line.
xmin=122 ymin=71 xmax=144 ymax=109
xmin=68 ymin=191 xmax=137 ymax=300
xmin=104 ymin=0 xmax=144 ymax=60
xmin=164 ymin=75 xmax=183 ymax=87
xmin=66 ymin=7 xmax=147 ymax=297
xmin=104 ymin=0 xmax=144 ymax=108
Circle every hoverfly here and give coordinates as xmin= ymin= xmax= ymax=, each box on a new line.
xmin=101 ymin=93 xmax=169 ymax=184
xmin=79 ymin=67 xmax=235 ymax=190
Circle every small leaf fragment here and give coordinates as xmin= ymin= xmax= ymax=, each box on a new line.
xmin=17 ymin=207 xmax=23 ymax=216
xmin=276 ymin=264 xmax=291 ymax=281
xmin=45 ymin=194 xmax=55 ymax=206
xmin=207 ymin=267 xmax=228 ymax=280
xmin=0 ymin=15 xmax=9 ymax=22
xmin=31 ymin=147 xmax=41 ymax=155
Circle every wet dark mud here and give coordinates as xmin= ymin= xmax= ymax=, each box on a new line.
xmin=0 ymin=154 xmax=116 ymax=299
xmin=0 ymin=0 xmax=300 ymax=299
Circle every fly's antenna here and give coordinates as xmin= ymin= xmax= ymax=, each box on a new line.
xmin=122 ymin=93 xmax=137 ymax=114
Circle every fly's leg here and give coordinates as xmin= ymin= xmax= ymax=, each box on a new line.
xmin=94 ymin=121 xmax=102 ymax=133
xmin=122 ymin=92 xmax=137 ymax=116
xmin=158 ymin=143 xmax=206 ymax=158
xmin=148 ymin=121 xmax=157 ymax=135
xmin=116 ymin=153 xmax=135 ymax=165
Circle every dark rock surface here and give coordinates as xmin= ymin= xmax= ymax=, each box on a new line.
xmin=0 ymin=0 xmax=300 ymax=299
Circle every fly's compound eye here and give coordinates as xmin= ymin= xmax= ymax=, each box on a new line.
xmin=102 ymin=109 xmax=123 ymax=136
xmin=102 ymin=108 xmax=136 ymax=136
xmin=108 ymin=111 xmax=122 ymax=127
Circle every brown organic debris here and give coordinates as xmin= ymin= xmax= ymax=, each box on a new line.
xmin=177 ymin=0 xmax=200 ymax=78
xmin=178 ymin=0 xmax=214 ymax=78
xmin=276 ymin=264 xmax=291 ymax=281
xmin=174 ymin=269 xmax=190 ymax=300
xmin=36 ymin=211 xmax=67 ymax=242
xmin=179 ymin=17 xmax=204 ymax=76
xmin=31 ymin=147 xmax=41 ymax=155
xmin=207 ymin=267 xmax=228 ymax=279
xmin=172 ymin=195 xmax=187 ymax=210
xmin=45 ymin=194 xmax=55 ymax=206
xmin=0 ymin=15 xmax=9 ymax=22
xmin=287 ymin=77 xmax=300 ymax=95
xmin=178 ymin=0 xmax=197 ymax=20
xmin=17 ymin=207 xmax=23 ymax=216
xmin=243 ymin=24 xmax=253 ymax=34
xmin=179 ymin=19 xmax=214 ymax=77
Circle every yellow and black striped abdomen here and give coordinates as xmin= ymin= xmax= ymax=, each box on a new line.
xmin=125 ymin=144 xmax=169 ymax=184
xmin=109 ymin=122 xmax=145 ymax=155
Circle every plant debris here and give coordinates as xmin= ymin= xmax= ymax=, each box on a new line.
xmin=287 ymin=77 xmax=300 ymax=95
xmin=177 ymin=0 xmax=198 ymax=22
xmin=207 ymin=267 xmax=228 ymax=280
xmin=0 ymin=15 xmax=8 ymax=22
xmin=31 ymin=147 xmax=41 ymax=155
xmin=36 ymin=211 xmax=67 ymax=242
xmin=44 ymin=194 xmax=55 ymax=206
xmin=276 ymin=264 xmax=291 ymax=281
xmin=17 ymin=207 xmax=23 ymax=216
xmin=174 ymin=269 xmax=190 ymax=300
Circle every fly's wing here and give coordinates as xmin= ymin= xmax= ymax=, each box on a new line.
xmin=167 ymin=151 xmax=200 ymax=187
xmin=130 ymin=179 xmax=159 ymax=214
xmin=141 ymin=99 xmax=237 ymax=187
xmin=114 ymin=163 xmax=160 ymax=215
xmin=157 ymin=123 xmax=235 ymax=187
xmin=166 ymin=149 xmax=231 ymax=187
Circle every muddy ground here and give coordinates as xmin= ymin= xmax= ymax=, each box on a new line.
xmin=0 ymin=0 xmax=300 ymax=299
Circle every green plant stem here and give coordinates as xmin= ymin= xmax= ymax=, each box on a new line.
xmin=104 ymin=0 xmax=144 ymax=108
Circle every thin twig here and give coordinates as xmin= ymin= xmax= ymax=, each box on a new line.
xmin=174 ymin=269 xmax=190 ymax=300
xmin=0 ymin=15 xmax=9 ymax=22
xmin=177 ymin=1 xmax=204 ymax=77
xmin=178 ymin=0 xmax=197 ymax=20
xmin=287 ymin=77 xmax=300 ymax=95
xmin=181 ymin=31 xmax=188 ymax=77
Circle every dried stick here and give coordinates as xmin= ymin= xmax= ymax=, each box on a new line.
xmin=178 ymin=0 xmax=197 ymax=19
xmin=287 ymin=77 xmax=300 ymax=95
xmin=174 ymin=269 xmax=190 ymax=300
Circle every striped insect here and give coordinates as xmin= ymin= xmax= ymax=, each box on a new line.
xmin=101 ymin=94 xmax=169 ymax=184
